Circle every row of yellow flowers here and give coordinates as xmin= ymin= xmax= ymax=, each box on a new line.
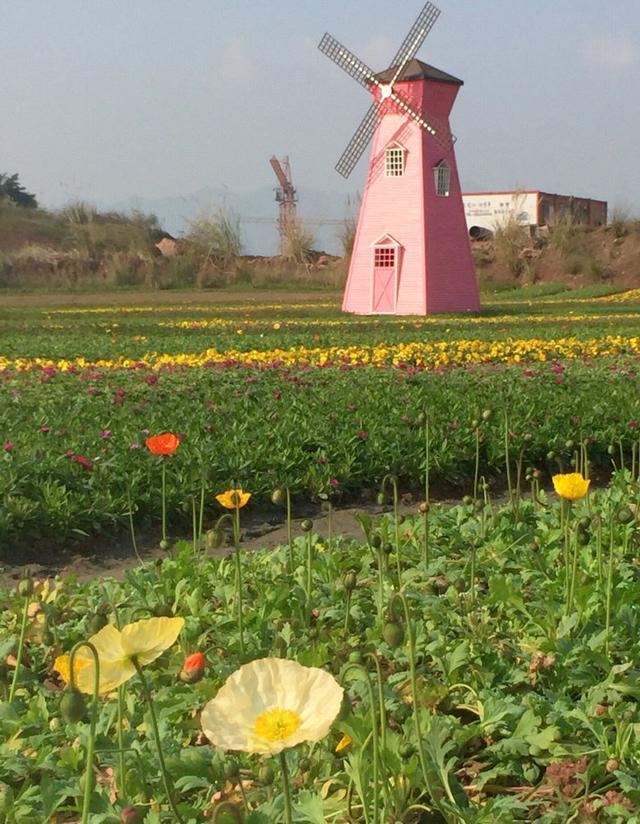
xmin=159 ymin=310 xmax=640 ymax=331
xmin=2 ymin=334 xmax=640 ymax=372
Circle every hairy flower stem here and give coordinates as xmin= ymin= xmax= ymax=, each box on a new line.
xmin=567 ymin=527 xmax=579 ymax=614
xmin=424 ymin=412 xmax=431 ymax=505
xmin=117 ymin=686 xmax=127 ymax=799
xmin=562 ymin=501 xmax=572 ymax=612
xmin=279 ymin=751 xmax=293 ymax=824
xmin=423 ymin=508 xmax=430 ymax=570
xmin=306 ymin=531 xmax=315 ymax=624
xmin=605 ymin=524 xmax=627 ymax=658
xmin=473 ymin=427 xmax=480 ymax=500
xmin=341 ymin=663 xmax=380 ymax=824
xmin=283 ymin=487 xmax=293 ymax=573
xmin=68 ymin=641 xmax=100 ymax=824
xmin=160 ymin=459 xmax=167 ymax=542
xmin=344 ymin=589 xmax=352 ymax=635
xmin=8 ymin=594 xmax=29 ymax=702
xmin=192 ymin=496 xmax=198 ymax=554
xmin=504 ymin=414 xmax=514 ymax=514
xmin=126 ymin=486 xmax=142 ymax=564
xmin=134 ymin=661 xmax=185 ymax=823
xmin=389 ymin=593 xmax=447 ymax=819
xmin=233 ymin=505 xmax=245 ymax=656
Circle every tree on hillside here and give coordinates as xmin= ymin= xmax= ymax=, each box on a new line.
xmin=0 ymin=173 xmax=38 ymax=208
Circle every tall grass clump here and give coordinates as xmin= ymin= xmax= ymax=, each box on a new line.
xmin=282 ymin=218 xmax=315 ymax=263
xmin=186 ymin=208 xmax=243 ymax=272
xmin=493 ymin=213 xmax=530 ymax=278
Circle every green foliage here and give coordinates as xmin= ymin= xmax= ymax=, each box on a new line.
xmin=186 ymin=208 xmax=243 ymax=271
xmin=0 ymin=172 xmax=38 ymax=208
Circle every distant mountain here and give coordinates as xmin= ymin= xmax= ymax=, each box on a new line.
xmin=108 ymin=186 xmax=359 ymax=256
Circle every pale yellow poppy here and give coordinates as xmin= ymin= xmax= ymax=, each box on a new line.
xmin=55 ymin=617 xmax=184 ymax=695
xmin=201 ymin=658 xmax=343 ymax=755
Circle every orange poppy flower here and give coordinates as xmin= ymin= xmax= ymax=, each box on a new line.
xmin=145 ymin=432 xmax=180 ymax=456
xmin=216 ymin=489 xmax=251 ymax=509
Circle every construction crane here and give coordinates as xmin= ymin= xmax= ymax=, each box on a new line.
xmin=269 ymin=155 xmax=298 ymax=256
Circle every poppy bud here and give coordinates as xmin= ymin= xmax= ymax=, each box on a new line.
xmin=298 ymin=757 xmax=312 ymax=772
xmin=300 ymin=519 xmax=313 ymax=532
xmin=121 ymin=806 xmax=144 ymax=824
xmin=153 ymin=604 xmax=174 ymax=618
xmin=159 ymin=539 xmax=170 ymax=551
xmin=399 ymin=741 xmax=416 ymax=760
xmin=271 ymin=487 xmax=286 ymax=506
xmin=180 ymin=652 xmax=206 ymax=684
xmin=206 ymin=527 xmax=225 ymax=550
xmin=565 ymin=439 xmax=575 ymax=450
xmin=415 ymin=412 xmax=426 ymax=426
xmin=382 ymin=620 xmax=404 ymax=648
xmin=462 ymin=495 xmax=473 ymax=506
xmin=482 ymin=409 xmax=492 ymax=420
xmin=383 ymin=542 xmax=393 ymax=555
xmin=617 ymin=507 xmax=634 ymax=524
xmin=419 ymin=501 xmax=429 ymax=514
xmin=258 ymin=764 xmax=274 ymax=785
xmin=370 ymin=534 xmax=382 ymax=548
xmin=87 ymin=613 xmax=108 ymax=635
xmin=60 ymin=688 xmax=86 ymax=723
xmin=17 ymin=577 xmax=33 ymax=598
xmin=376 ymin=492 xmax=386 ymax=506
xmin=0 ymin=782 xmax=14 ymax=816
xmin=343 ymin=571 xmax=357 ymax=592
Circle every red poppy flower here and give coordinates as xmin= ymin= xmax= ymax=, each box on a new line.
xmin=145 ymin=433 xmax=180 ymax=456
xmin=180 ymin=651 xmax=206 ymax=684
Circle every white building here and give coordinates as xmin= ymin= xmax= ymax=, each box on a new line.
xmin=462 ymin=190 xmax=607 ymax=238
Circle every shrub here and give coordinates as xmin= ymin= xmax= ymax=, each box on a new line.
xmin=493 ymin=214 xmax=530 ymax=277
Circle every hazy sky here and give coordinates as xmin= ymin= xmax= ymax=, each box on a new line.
xmin=2 ymin=0 xmax=639 ymax=216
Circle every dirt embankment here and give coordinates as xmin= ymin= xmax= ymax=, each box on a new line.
xmin=473 ymin=224 xmax=640 ymax=289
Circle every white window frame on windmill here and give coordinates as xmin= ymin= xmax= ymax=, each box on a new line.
xmin=370 ymin=233 xmax=402 ymax=314
xmin=384 ymin=143 xmax=406 ymax=177
xmin=434 ymin=160 xmax=451 ymax=197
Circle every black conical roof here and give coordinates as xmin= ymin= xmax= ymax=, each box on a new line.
xmin=376 ymin=58 xmax=463 ymax=86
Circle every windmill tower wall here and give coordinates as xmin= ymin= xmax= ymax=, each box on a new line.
xmin=342 ymin=75 xmax=480 ymax=315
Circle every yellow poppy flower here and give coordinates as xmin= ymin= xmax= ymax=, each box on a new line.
xmin=201 ymin=658 xmax=343 ymax=755
xmin=552 ymin=473 xmax=591 ymax=502
xmin=216 ymin=489 xmax=251 ymax=509
xmin=55 ymin=617 xmax=184 ymax=695
xmin=335 ymin=733 xmax=352 ymax=753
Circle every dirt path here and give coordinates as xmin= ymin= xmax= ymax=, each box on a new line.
xmin=0 ymin=500 xmax=428 ymax=589
xmin=0 ymin=289 xmax=341 ymax=309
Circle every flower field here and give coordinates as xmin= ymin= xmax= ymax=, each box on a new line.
xmin=1 ymin=291 xmax=640 ymax=546
xmin=2 ymin=289 xmax=640 ymax=822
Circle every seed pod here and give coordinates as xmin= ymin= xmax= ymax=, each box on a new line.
xmin=153 ymin=604 xmax=174 ymax=618
xmin=398 ymin=741 xmax=416 ymax=760
xmin=382 ymin=620 xmax=404 ymax=648
xmin=258 ymin=764 xmax=275 ymax=785
xmin=60 ymin=688 xmax=86 ymax=723
xmin=17 ymin=578 xmax=33 ymax=598
xmin=348 ymin=650 xmax=363 ymax=664
xmin=343 ymin=571 xmax=357 ymax=592
xmin=462 ymin=495 xmax=473 ymax=506
xmin=617 ymin=507 xmax=634 ymax=524
xmin=300 ymin=519 xmax=313 ymax=533
xmin=565 ymin=439 xmax=575 ymax=450
xmin=383 ymin=543 xmax=394 ymax=556
xmin=224 ymin=759 xmax=240 ymax=780
xmin=159 ymin=539 xmax=170 ymax=551
xmin=271 ymin=487 xmax=286 ymax=506
xmin=87 ymin=613 xmax=108 ymax=635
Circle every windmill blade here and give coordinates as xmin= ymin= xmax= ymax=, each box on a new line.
xmin=318 ymin=33 xmax=382 ymax=93
xmin=335 ymin=102 xmax=382 ymax=178
xmin=389 ymin=2 xmax=441 ymax=86
xmin=389 ymin=88 xmax=456 ymax=152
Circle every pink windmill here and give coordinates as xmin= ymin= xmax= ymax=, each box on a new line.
xmin=319 ymin=2 xmax=480 ymax=315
